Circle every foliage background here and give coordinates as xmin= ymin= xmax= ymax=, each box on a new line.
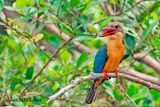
xmin=0 ymin=0 xmax=160 ymax=106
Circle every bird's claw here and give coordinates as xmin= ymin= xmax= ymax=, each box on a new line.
xmin=102 ymin=69 xmax=108 ymax=79
xmin=114 ymin=69 xmax=118 ymax=77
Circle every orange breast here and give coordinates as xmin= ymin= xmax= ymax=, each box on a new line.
xmin=103 ymin=32 xmax=124 ymax=72
xmin=103 ymin=48 xmax=124 ymax=72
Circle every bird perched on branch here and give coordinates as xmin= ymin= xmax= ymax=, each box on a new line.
xmin=85 ymin=22 xmax=125 ymax=104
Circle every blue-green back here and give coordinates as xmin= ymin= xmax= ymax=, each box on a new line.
xmin=93 ymin=45 xmax=108 ymax=73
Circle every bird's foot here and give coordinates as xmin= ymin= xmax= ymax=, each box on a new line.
xmin=102 ymin=69 xmax=108 ymax=79
xmin=114 ymin=69 xmax=118 ymax=77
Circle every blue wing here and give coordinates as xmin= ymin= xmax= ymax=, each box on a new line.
xmin=93 ymin=45 xmax=108 ymax=73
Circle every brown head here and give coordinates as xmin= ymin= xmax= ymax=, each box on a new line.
xmin=100 ymin=22 xmax=123 ymax=39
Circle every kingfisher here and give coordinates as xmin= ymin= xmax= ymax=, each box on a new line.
xmin=85 ymin=22 xmax=125 ymax=104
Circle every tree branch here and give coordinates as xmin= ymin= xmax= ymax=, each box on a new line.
xmin=120 ymin=68 xmax=160 ymax=86
xmin=44 ymin=24 xmax=94 ymax=54
xmin=47 ymin=72 xmax=160 ymax=102
xmin=133 ymin=52 xmax=160 ymax=73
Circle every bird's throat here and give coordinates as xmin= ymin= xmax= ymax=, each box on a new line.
xmin=106 ymin=32 xmax=124 ymax=54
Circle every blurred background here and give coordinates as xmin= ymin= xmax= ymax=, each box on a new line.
xmin=0 ymin=0 xmax=160 ymax=106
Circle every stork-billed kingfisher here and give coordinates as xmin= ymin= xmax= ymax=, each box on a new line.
xmin=85 ymin=22 xmax=125 ymax=104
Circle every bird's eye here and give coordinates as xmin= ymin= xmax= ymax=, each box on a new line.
xmin=115 ymin=25 xmax=119 ymax=28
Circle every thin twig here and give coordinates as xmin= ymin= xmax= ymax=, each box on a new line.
xmin=116 ymin=0 xmax=143 ymax=15
xmin=56 ymin=0 xmax=62 ymax=16
xmin=19 ymin=38 xmax=73 ymax=97
xmin=24 ymin=70 xmax=75 ymax=94
xmin=94 ymin=0 xmax=143 ymax=24
xmin=1 ymin=48 xmax=8 ymax=72
xmin=100 ymin=3 xmax=110 ymax=15
xmin=31 ymin=38 xmax=73 ymax=83
xmin=116 ymin=84 xmax=138 ymax=107
xmin=120 ymin=68 xmax=160 ymax=85
xmin=119 ymin=0 xmax=126 ymax=14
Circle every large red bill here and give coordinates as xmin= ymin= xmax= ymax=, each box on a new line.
xmin=100 ymin=26 xmax=116 ymax=37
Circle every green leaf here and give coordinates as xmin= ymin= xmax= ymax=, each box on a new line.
xmin=150 ymin=90 xmax=160 ymax=100
xmin=0 ymin=0 xmax=4 ymax=11
xmin=15 ymin=0 xmax=33 ymax=7
xmin=12 ymin=95 xmax=25 ymax=107
xmin=74 ymin=35 xmax=93 ymax=41
xmin=142 ymin=21 xmax=157 ymax=39
xmin=58 ymin=23 xmax=72 ymax=34
xmin=138 ymin=0 xmax=160 ymax=22
xmin=87 ymin=24 xmax=98 ymax=33
xmin=61 ymin=2 xmax=70 ymax=12
xmin=23 ymin=10 xmax=43 ymax=21
xmin=52 ymin=82 xmax=60 ymax=91
xmin=42 ymin=85 xmax=53 ymax=95
xmin=124 ymin=27 xmax=140 ymax=40
xmin=120 ymin=19 xmax=132 ymax=24
xmin=99 ymin=16 xmax=113 ymax=28
xmin=10 ymin=82 xmax=16 ymax=90
xmin=53 ymin=65 xmax=59 ymax=71
xmin=0 ymin=77 xmax=2 ymax=86
xmin=11 ymin=76 xmax=23 ymax=85
xmin=143 ymin=98 xmax=152 ymax=105
xmin=70 ymin=0 xmax=80 ymax=7
xmin=127 ymin=84 xmax=138 ymax=97
xmin=76 ymin=52 xmax=88 ymax=67
xmin=39 ymin=51 xmax=48 ymax=62
xmin=0 ymin=28 xmax=7 ymax=35
xmin=60 ymin=48 xmax=71 ymax=64
xmin=25 ymin=66 xmax=34 ymax=79
xmin=113 ymin=89 xmax=123 ymax=100
xmin=77 ymin=4 xmax=87 ymax=12
xmin=37 ymin=0 xmax=46 ymax=7
xmin=32 ymin=96 xmax=42 ymax=105
xmin=48 ymin=36 xmax=60 ymax=48
xmin=125 ymin=31 xmax=136 ymax=49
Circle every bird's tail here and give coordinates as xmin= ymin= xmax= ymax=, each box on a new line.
xmin=85 ymin=82 xmax=98 ymax=104
xmin=85 ymin=78 xmax=104 ymax=104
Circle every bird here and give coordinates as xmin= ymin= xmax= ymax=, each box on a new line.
xmin=85 ymin=22 xmax=125 ymax=104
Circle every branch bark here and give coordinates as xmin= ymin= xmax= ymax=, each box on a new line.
xmin=48 ymin=72 xmax=160 ymax=102
xmin=133 ymin=52 xmax=160 ymax=73
xmin=44 ymin=24 xmax=94 ymax=54
xmin=120 ymin=68 xmax=160 ymax=86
